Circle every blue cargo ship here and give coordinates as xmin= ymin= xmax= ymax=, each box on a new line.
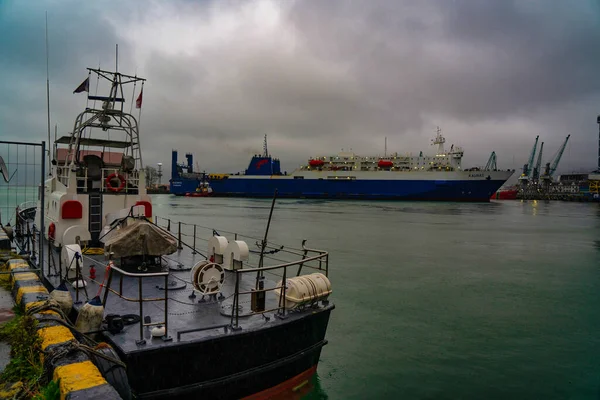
xmin=170 ymin=132 xmax=514 ymax=201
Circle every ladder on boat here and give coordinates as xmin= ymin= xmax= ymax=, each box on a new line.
xmin=89 ymin=193 xmax=102 ymax=244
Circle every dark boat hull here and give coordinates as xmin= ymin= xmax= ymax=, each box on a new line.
xmin=114 ymin=306 xmax=333 ymax=399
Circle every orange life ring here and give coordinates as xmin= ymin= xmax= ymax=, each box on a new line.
xmin=106 ymin=173 xmax=126 ymax=192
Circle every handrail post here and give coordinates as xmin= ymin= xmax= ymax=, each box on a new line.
xmin=163 ymin=274 xmax=171 ymax=341
xmin=282 ymin=265 xmax=287 ymax=316
xmin=74 ymin=255 xmax=80 ymax=304
xmin=26 ymin=223 xmax=31 ymax=255
xmin=177 ymin=222 xmax=183 ymax=250
xmin=232 ymin=271 xmax=240 ymax=330
xmin=137 ymin=277 xmax=145 ymax=345
xmin=47 ymin=239 xmax=52 ymax=276
xmin=58 ymin=246 xmax=62 ymax=280
xmin=192 ymin=224 xmax=197 ymax=254
xmin=154 ymin=215 xmax=157 ymax=225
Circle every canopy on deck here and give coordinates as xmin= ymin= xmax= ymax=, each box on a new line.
xmin=103 ymin=219 xmax=177 ymax=257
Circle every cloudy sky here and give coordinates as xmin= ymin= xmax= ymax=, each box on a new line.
xmin=1 ymin=0 xmax=600 ymax=178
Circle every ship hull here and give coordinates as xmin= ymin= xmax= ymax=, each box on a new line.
xmin=491 ymin=189 xmax=518 ymax=200
xmin=115 ymin=306 xmax=333 ymax=400
xmin=172 ymin=172 xmax=513 ymax=202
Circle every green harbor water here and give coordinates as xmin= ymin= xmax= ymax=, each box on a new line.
xmin=152 ymin=196 xmax=600 ymax=400
xmin=1 ymin=189 xmax=599 ymax=399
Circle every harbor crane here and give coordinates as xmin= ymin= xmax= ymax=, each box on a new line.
xmin=484 ymin=151 xmax=497 ymax=171
xmin=519 ymin=135 xmax=539 ymax=186
xmin=531 ymin=142 xmax=544 ymax=182
xmin=540 ymin=134 xmax=570 ymax=182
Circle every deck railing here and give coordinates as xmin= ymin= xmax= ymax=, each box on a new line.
xmin=153 ymin=216 xmax=330 ymax=330
xmin=52 ymin=214 xmax=330 ymax=343
xmin=101 ymin=263 xmax=171 ymax=345
xmin=228 ymin=242 xmax=329 ymax=329
xmin=57 ymin=166 xmax=141 ymax=193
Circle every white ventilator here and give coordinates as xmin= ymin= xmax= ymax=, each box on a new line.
xmin=222 ymin=240 xmax=249 ymax=271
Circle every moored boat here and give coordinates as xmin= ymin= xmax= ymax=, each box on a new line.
xmin=10 ymin=65 xmax=334 ymax=399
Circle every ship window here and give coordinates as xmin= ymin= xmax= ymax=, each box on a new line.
xmin=294 ymin=176 xmax=304 ymax=179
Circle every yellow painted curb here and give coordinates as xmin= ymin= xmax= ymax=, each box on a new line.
xmin=16 ymin=285 xmax=48 ymax=304
xmin=53 ymin=360 xmax=108 ymax=399
xmin=12 ymin=272 xmax=38 ymax=282
xmin=39 ymin=325 xmax=75 ymax=351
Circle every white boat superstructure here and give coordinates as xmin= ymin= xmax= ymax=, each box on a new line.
xmin=36 ymin=68 xmax=151 ymax=248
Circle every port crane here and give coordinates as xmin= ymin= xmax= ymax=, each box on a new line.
xmin=484 ymin=151 xmax=497 ymax=171
xmin=540 ymin=134 xmax=570 ymax=182
xmin=519 ymin=135 xmax=539 ymax=185
xmin=531 ymin=142 xmax=544 ymax=181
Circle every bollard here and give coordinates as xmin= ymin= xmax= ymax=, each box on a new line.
xmin=167 ymin=219 xmax=171 ymax=232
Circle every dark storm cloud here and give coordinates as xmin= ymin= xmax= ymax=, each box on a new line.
xmin=1 ymin=0 xmax=599 ymax=176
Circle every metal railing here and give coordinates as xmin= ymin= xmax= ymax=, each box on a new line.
xmin=0 ymin=202 xmax=43 ymax=276
xmin=101 ymin=262 xmax=171 ymax=345
xmin=0 ymin=140 xmax=45 ymax=271
xmin=152 ymin=216 xmax=330 ymax=330
xmin=58 ymin=166 xmax=141 ymax=194
xmin=8 ymin=210 xmax=329 ymax=343
xmin=229 ymin=242 xmax=329 ymax=329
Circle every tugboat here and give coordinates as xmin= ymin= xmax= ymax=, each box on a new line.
xmin=185 ymin=179 xmax=214 ymax=197
xmin=15 ymin=66 xmax=334 ymax=399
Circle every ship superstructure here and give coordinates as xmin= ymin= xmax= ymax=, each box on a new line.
xmin=305 ymin=128 xmax=464 ymax=173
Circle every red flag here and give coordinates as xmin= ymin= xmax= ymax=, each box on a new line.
xmin=136 ymin=89 xmax=143 ymax=109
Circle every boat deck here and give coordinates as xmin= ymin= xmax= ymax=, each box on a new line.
xmin=40 ymin=231 xmax=330 ymax=355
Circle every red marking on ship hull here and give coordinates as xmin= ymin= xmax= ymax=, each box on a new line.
xmin=241 ymin=365 xmax=317 ymax=400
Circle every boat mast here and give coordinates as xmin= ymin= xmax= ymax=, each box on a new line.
xmin=53 ymin=124 xmax=57 ymax=161
xmin=263 ymin=134 xmax=269 ymax=157
xmin=385 ymin=137 xmax=387 ymax=157
xmin=45 ymin=11 xmax=51 ymax=173
xmin=433 ymin=126 xmax=446 ymax=156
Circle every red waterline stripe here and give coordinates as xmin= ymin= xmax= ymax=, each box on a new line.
xmin=241 ymin=365 xmax=318 ymax=400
